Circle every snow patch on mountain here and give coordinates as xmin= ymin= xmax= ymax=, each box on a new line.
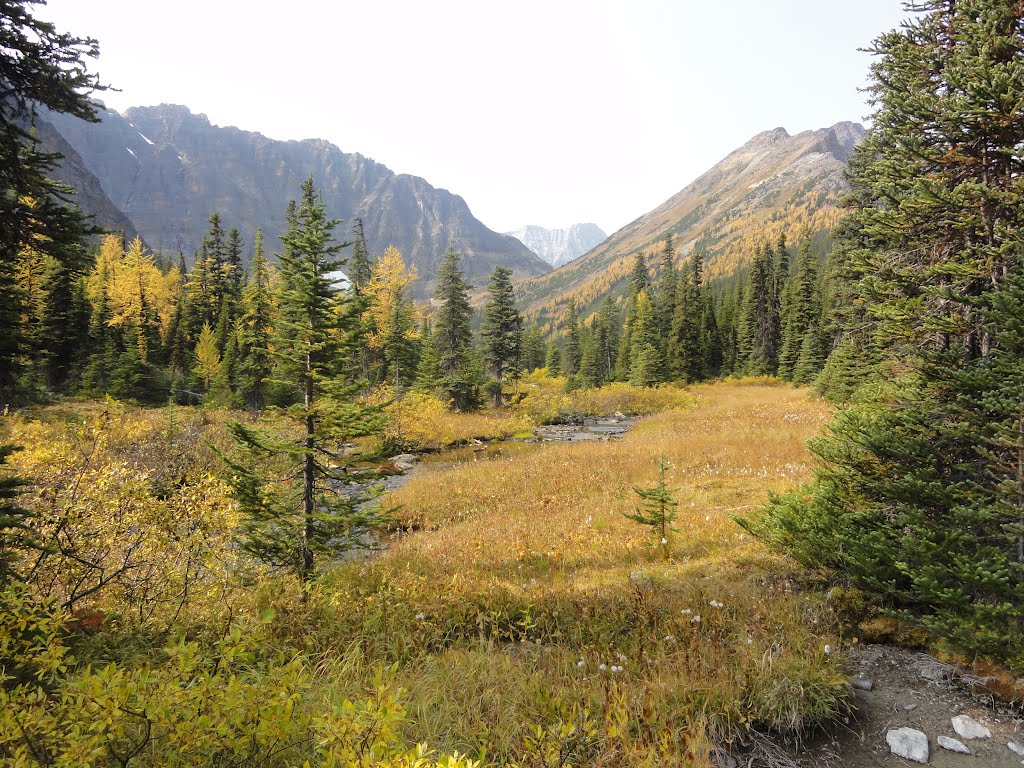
xmin=505 ymin=223 xmax=607 ymax=268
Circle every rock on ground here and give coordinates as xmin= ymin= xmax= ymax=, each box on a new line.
xmin=952 ymin=714 xmax=992 ymax=740
xmin=886 ymin=728 xmax=930 ymax=764
xmin=937 ymin=735 xmax=970 ymax=754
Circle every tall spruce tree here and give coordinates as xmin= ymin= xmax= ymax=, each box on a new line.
xmin=0 ymin=1 xmax=105 ymax=405
xmin=742 ymin=1 xmax=1024 ymax=668
xmin=223 ymin=178 xmax=382 ymax=591
xmin=520 ymin=325 xmax=547 ymax=373
xmin=481 ymin=266 xmax=523 ymax=406
xmin=562 ymin=302 xmax=582 ymax=379
xmin=348 ymin=217 xmax=373 ymax=295
xmin=432 ymin=247 xmax=479 ymax=409
xmin=778 ymin=238 xmax=821 ymax=381
xmin=237 ymin=229 xmax=275 ymax=416
xmin=738 ymin=243 xmax=780 ymax=375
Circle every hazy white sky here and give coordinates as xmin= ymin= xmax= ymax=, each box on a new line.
xmin=43 ymin=1 xmax=908 ymax=235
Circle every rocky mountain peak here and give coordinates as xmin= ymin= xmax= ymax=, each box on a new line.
xmin=505 ymin=223 xmax=608 ymax=268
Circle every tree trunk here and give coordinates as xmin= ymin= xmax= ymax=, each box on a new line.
xmin=299 ymin=342 xmax=315 ymax=595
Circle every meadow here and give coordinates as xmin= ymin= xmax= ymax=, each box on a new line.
xmin=307 ymin=380 xmax=847 ymax=765
xmin=0 ymin=381 xmax=848 ymax=767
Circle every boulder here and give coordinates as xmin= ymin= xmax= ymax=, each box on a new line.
xmin=886 ymin=728 xmax=929 ymax=764
xmin=951 ymin=715 xmax=991 ymax=740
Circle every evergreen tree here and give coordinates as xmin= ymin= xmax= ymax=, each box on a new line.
xmin=0 ymin=2 xmax=105 ymax=404
xmin=237 ymin=229 xmax=275 ymax=417
xmin=738 ymin=244 xmax=779 ymax=375
xmin=381 ymin=298 xmax=419 ymax=388
xmin=520 ymin=325 xmax=547 ymax=373
xmin=562 ymin=302 xmax=582 ymax=379
xmin=545 ymin=341 xmax=562 ymax=376
xmin=596 ymin=297 xmax=620 ymax=383
xmin=702 ymin=298 xmax=724 ymax=377
xmin=743 ymin=1 xmax=1024 ymax=668
xmin=432 ymin=247 xmax=479 ymax=410
xmin=223 ymin=178 xmax=381 ymax=591
xmin=778 ymin=238 xmax=821 ymax=380
xmin=348 ymin=217 xmax=373 ymax=295
xmin=580 ymin=327 xmax=603 ymax=388
xmin=628 ymin=251 xmax=650 ymax=299
xmin=654 ymin=235 xmax=677 ymax=350
xmin=624 ymin=456 xmax=678 ymax=560
xmin=413 ymin=323 xmax=443 ymax=394
xmin=628 ymin=291 xmax=663 ymax=387
xmin=481 ymin=266 xmax=523 ymax=406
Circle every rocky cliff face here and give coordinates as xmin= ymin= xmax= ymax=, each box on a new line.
xmin=505 ymin=223 xmax=607 ymax=268
xmin=517 ymin=122 xmax=865 ymax=325
xmin=29 ymin=114 xmax=143 ymax=244
xmin=44 ymin=104 xmax=549 ymax=295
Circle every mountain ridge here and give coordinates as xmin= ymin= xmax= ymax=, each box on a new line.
xmin=516 ymin=121 xmax=864 ymax=328
xmin=44 ymin=104 xmax=550 ymax=295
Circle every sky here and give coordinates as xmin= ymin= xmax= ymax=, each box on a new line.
xmin=42 ymin=0 xmax=909 ymax=235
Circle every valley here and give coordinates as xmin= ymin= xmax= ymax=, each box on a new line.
xmin=3 ymin=1 xmax=1024 ymax=766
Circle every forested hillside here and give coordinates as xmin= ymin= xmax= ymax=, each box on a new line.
xmin=517 ymin=122 xmax=862 ymax=329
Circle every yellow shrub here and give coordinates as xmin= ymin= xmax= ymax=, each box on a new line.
xmin=567 ymin=382 xmax=696 ymax=417
xmin=382 ymin=392 xmax=457 ymax=451
xmin=513 ymin=370 xmax=569 ymax=424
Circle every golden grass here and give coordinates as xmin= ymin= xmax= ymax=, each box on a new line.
xmin=309 ymin=382 xmax=846 ymax=766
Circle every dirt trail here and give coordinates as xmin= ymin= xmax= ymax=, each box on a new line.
xmin=788 ymin=645 xmax=1022 ymax=767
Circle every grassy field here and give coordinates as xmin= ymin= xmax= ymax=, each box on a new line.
xmin=306 ymin=381 xmax=846 ymax=766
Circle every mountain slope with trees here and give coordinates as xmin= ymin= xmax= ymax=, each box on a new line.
xmin=518 ymin=122 xmax=863 ymax=328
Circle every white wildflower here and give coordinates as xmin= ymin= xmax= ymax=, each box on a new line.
xmin=690 ymin=614 xmax=702 ymax=624
xmin=577 ymin=660 xmax=585 ymax=669
xmin=415 ymin=612 xmax=425 ymax=621
xmin=661 ymin=537 xmax=668 ymax=545
xmin=599 ymin=663 xmax=607 ymax=671
xmin=823 ymin=644 xmax=832 ymax=655
xmin=681 ymin=609 xmax=692 ymax=616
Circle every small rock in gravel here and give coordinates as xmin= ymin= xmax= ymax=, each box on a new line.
xmin=903 ymin=703 xmax=919 ymax=711
xmin=1008 ymin=739 xmax=1024 ymax=756
xmin=952 ymin=714 xmax=992 ymax=740
xmin=851 ymin=675 xmax=874 ymax=691
xmin=389 ymin=454 xmax=420 ymax=470
xmin=887 ymin=728 xmax=930 ymax=763
xmin=937 ymin=735 xmax=970 ymax=754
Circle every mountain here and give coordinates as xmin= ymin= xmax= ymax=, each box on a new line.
xmin=517 ymin=122 xmax=865 ymax=328
xmin=505 ymin=223 xmax=608 ymax=268
xmin=30 ymin=114 xmax=143 ymax=244
xmin=43 ymin=104 xmax=550 ymax=295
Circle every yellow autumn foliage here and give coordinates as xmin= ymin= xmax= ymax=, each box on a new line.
xmin=3 ymin=401 xmax=243 ymax=626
